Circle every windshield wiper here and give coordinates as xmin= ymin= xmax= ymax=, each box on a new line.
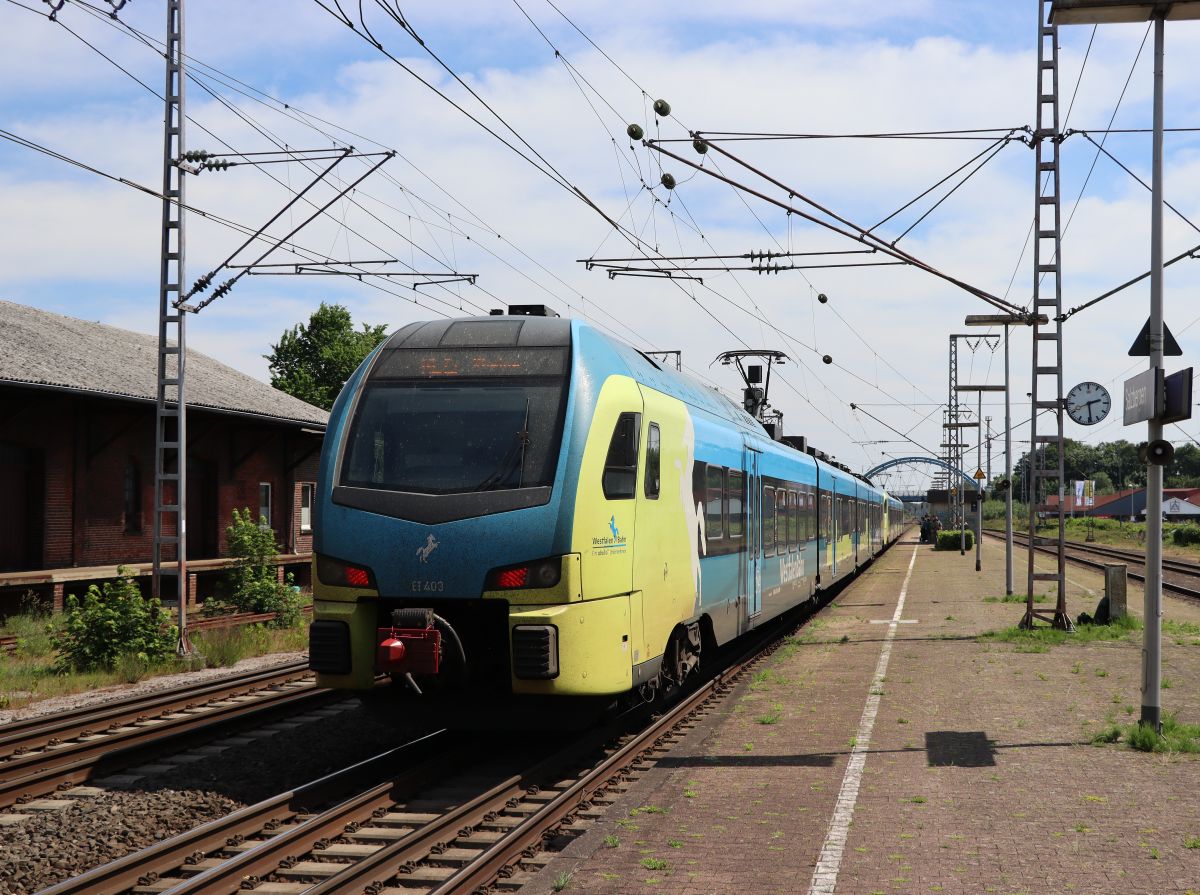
xmin=474 ymin=399 xmax=532 ymax=492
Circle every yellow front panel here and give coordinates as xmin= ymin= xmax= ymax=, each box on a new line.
xmin=570 ymin=376 xmax=643 ymax=600
xmin=312 ymin=598 xmax=377 ymax=690
xmin=509 ymin=593 xmax=632 ymax=695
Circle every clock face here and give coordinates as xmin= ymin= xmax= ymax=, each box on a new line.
xmin=1065 ymin=381 xmax=1111 ymax=426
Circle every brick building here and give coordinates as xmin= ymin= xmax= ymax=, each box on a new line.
xmin=0 ymin=300 xmax=328 ymax=613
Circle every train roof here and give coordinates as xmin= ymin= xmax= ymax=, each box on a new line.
xmin=380 ymin=312 xmax=885 ymax=493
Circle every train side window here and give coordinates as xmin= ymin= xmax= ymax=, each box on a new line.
xmin=705 ymin=465 xmax=725 ymax=541
xmin=763 ymin=487 xmax=776 ymax=555
xmin=644 ymin=423 xmax=660 ymax=499
xmin=602 ymin=412 xmax=641 ymax=499
xmin=727 ymin=470 xmax=744 ymax=540
xmin=788 ymin=491 xmax=800 ymax=550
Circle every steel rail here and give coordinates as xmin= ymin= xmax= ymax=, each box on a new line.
xmin=1 ymin=678 xmax=335 ymax=808
xmin=984 ymin=530 xmax=1200 ymax=601
xmin=37 ymin=731 xmax=457 ymax=895
xmin=0 ymin=660 xmax=310 ymax=751
xmin=983 ymin=527 xmax=1200 ymax=575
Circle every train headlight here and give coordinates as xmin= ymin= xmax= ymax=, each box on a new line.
xmin=486 ymin=557 xmax=562 ymax=591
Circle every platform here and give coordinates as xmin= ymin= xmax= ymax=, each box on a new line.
xmin=529 ymin=535 xmax=1200 ymax=895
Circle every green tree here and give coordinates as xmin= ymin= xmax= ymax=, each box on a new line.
xmin=267 ymin=302 xmax=388 ymax=410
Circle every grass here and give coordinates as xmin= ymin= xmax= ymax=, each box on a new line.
xmin=640 ymin=858 xmax=669 ymax=872
xmin=603 ymin=834 xmax=620 ymax=848
xmin=0 ymin=612 xmax=307 ymax=712
xmin=756 ymin=704 xmax=783 ymax=725
xmin=1184 ymin=836 xmax=1200 ymax=849
xmin=983 ymin=593 xmax=1048 ymax=604
xmin=552 ymin=871 xmax=572 ymax=891
xmin=1090 ymin=713 xmax=1200 ymax=753
xmin=978 ymin=614 xmax=1141 ymax=650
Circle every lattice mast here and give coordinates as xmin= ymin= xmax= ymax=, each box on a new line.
xmin=152 ymin=0 xmax=191 ymax=652
xmin=1025 ymin=0 xmax=1071 ymax=629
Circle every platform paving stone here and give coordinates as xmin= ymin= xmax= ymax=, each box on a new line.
xmin=526 ymin=536 xmax=1200 ymax=895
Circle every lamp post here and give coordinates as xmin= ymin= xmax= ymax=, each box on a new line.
xmin=1049 ymin=0 xmax=1200 ymax=734
xmin=965 ymin=313 xmax=1047 ymax=595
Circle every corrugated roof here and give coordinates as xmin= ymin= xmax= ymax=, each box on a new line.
xmin=0 ymin=300 xmax=328 ymax=428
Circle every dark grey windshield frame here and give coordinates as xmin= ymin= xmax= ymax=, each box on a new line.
xmin=332 ymin=317 xmax=572 ymax=525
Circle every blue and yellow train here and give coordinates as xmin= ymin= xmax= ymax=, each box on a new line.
xmin=308 ymin=306 xmax=904 ymax=717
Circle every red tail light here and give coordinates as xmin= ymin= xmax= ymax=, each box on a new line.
xmin=486 ymin=557 xmax=562 ymax=590
xmin=495 ymin=567 xmax=529 ymax=588
xmin=316 ymin=553 xmax=376 ymax=590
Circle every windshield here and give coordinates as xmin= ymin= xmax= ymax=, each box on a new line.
xmin=340 ymin=347 xmax=569 ymax=495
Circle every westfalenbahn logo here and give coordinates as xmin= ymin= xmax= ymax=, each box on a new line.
xmin=592 ymin=515 xmax=628 ymax=555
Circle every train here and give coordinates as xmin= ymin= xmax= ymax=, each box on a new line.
xmin=307 ymin=305 xmax=905 ymax=721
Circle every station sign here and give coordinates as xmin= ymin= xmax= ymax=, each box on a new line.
xmin=1123 ymin=368 xmax=1162 ymax=426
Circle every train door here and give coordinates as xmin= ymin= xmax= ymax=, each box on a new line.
xmin=831 ymin=495 xmax=839 ymax=578
xmin=820 ymin=492 xmax=832 ymax=583
xmin=633 ymin=387 xmax=695 ymax=667
xmin=743 ymin=441 xmax=762 ymax=619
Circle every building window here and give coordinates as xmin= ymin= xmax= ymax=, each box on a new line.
xmin=258 ymin=482 xmax=272 ymax=528
xmin=123 ymin=460 xmax=142 ymax=533
xmin=644 ymin=423 xmax=660 ymax=499
xmin=300 ymin=483 xmax=313 ymax=532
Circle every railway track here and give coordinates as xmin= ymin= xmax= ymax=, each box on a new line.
xmin=41 ymin=589 xmax=818 ymax=895
xmin=0 ymin=660 xmax=335 ymax=808
xmin=983 ymin=529 xmax=1200 ymax=601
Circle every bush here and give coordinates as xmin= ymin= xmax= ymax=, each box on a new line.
xmin=935 ymin=529 xmax=975 ymax=551
xmin=218 ymin=508 xmax=303 ymax=628
xmin=1172 ymin=525 xmax=1200 ymax=547
xmin=52 ymin=571 xmax=177 ymax=672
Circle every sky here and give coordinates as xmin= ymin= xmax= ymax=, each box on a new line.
xmin=3 ymin=0 xmax=1200 ymax=495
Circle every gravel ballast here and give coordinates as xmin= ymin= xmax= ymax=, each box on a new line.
xmin=0 ymin=694 xmax=421 ymax=893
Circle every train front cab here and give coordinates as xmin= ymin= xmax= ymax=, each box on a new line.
xmin=310 ymin=318 xmax=707 ymax=707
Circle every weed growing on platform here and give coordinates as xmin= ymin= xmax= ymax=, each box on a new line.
xmin=978 ymin=614 xmax=1141 ymax=650
xmin=756 ymin=704 xmax=783 ymax=725
xmin=983 ymin=593 xmax=1048 ymax=604
xmin=667 ymin=838 xmax=683 ymax=848
xmin=1184 ymin=836 xmax=1200 ymax=849
xmin=602 ymin=835 xmax=619 ymax=848
xmin=640 ymin=858 xmax=669 ymax=872
xmin=551 ymin=871 xmax=572 ymax=891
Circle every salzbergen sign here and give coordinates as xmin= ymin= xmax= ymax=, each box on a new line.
xmin=1123 ymin=368 xmax=1162 ymax=426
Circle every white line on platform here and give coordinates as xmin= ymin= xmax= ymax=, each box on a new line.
xmin=868 ymin=619 xmax=917 ymax=624
xmin=808 ymin=542 xmax=919 ymax=895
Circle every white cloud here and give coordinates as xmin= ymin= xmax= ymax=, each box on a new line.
xmin=4 ymin=2 xmax=1200 ymax=465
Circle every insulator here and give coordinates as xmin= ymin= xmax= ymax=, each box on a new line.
xmin=626 ymin=123 xmax=644 ymax=141
xmin=653 ymin=98 xmax=671 ymax=117
xmin=212 ymin=279 xmax=234 ymax=299
xmin=817 ymin=293 xmax=828 ymax=304
xmin=190 ymin=272 xmax=214 ymax=294
xmin=660 ymin=172 xmax=676 ymax=190
xmin=822 ymin=354 xmax=833 ymax=365
xmin=692 ymin=138 xmax=708 ymax=154
xmin=182 ymin=150 xmax=211 ymax=162
xmin=202 ymin=158 xmax=233 ymax=172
